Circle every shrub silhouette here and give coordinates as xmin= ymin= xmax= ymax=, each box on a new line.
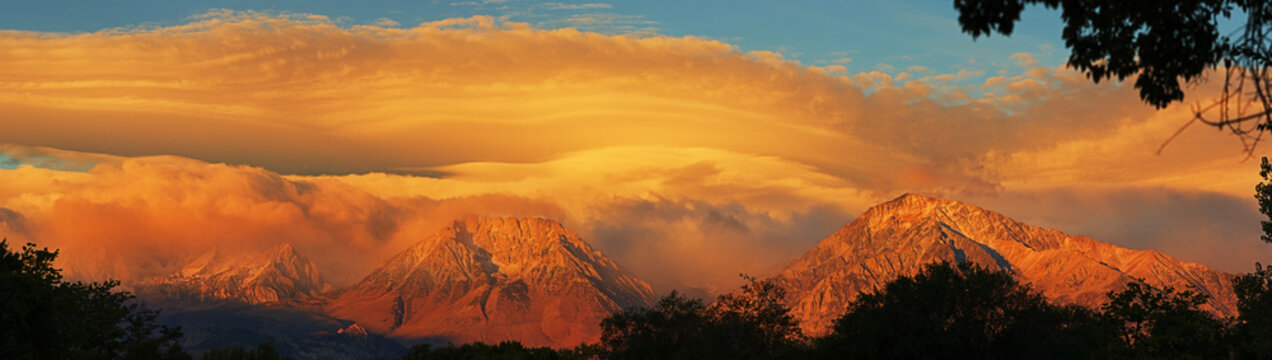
xmin=1100 ymin=281 xmax=1228 ymax=359
xmin=600 ymin=276 xmax=806 ymax=359
xmin=401 ymin=341 xmax=598 ymax=360
xmin=0 ymin=239 xmax=189 ymax=360
xmin=816 ymin=262 xmax=1115 ymax=359
xmin=1235 ymin=264 xmax=1272 ymax=358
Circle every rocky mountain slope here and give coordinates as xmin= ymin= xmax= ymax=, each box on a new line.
xmin=773 ymin=193 xmax=1238 ymax=336
xmin=326 ymin=216 xmax=655 ymax=348
xmin=137 ymin=243 xmax=330 ymax=305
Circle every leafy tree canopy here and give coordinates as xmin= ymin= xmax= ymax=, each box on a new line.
xmin=600 ymin=276 xmax=807 ymax=360
xmin=0 ymin=239 xmax=189 ymax=360
xmin=1234 ymin=264 xmax=1272 ymax=358
xmin=955 ymin=0 xmax=1272 ymax=153
xmin=817 ymin=261 xmax=1114 ymax=360
xmin=1101 ymin=282 xmax=1229 ymax=359
xmin=400 ymin=341 xmax=598 ymax=360
xmin=1234 ymin=157 xmax=1272 ymax=358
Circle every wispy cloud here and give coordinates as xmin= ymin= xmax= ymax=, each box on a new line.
xmin=536 ymin=12 xmax=658 ymax=34
xmin=448 ymin=0 xmax=650 ymax=35
xmin=451 ymin=0 xmax=509 ymax=6
xmin=1010 ymin=52 xmax=1041 ymax=67
xmin=540 ymin=2 xmax=612 ymax=10
xmin=372 ymin=17 xmax=399 ymax=27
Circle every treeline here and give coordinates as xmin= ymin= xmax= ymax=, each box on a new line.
xmin=0 ymin=240 xmax=189 ymax=360
xmin=0 ymin=239 xmax=313 ymax=360
xmin=7 ymin=236 xmax=1272 ymax=360
xmin=401 ymin=261 xmax=1272 ymax=360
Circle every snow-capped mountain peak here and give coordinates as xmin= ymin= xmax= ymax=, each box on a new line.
xmin=139 ymin=242 xmax=330 ymax=305
xmin=327 ymin=216 xmax=654 ymax=347
xmin=774 ymin=193 xmax=1237 ymax=335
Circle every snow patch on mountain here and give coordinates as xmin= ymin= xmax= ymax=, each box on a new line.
xmin=774 ymin=193 xmax=1238 ymax=335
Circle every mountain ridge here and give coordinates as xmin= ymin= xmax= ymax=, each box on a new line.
xmin=326 ymin=216 xmax=655 ymax=347
xmin=137 ymin=242 xmax=331 ymax=306
xmin=131 ymin=198 xmax=1239 ymax=351
xmin=773 ymin=193 xmax=1238 ymax=335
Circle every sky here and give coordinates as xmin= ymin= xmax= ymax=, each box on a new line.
xmin=0 ymin=1 xmax=1267 ymax=296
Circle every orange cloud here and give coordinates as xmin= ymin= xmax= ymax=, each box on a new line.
xmin=0 ymin=11 xmax=1268 ymax=293
xmin=0 ymin=11 xmax=1153 ymax=187
xmin=0 ymin=150 xmax=854 ymax=294
xmin=0 ymin=156 xmax=397 ymax=283
xmin=0 ymin=154 xmax=572 ymax=283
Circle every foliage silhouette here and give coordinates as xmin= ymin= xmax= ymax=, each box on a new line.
xmin=598 ymin=291 xmax=712 ymax=359
xmin=1258 ymin=157 xmax=1272 ymax=244
xmin=1101 ymin=282 xmax=1229 ymax=359
xmin=0 ymin=239 xmax=189 ymax=360
xmin=1234 ymin=263 xmax=1272 ymax=358
xmin=815 ymin=261 xmax=1114 ymax=359
xmin=400 ymin=341 xmax=598 ymax=360
xmin=1234 ymin=158 xmax=1272 ymax=358
xmin=955 ymin=0 xmax=1272 ymax=154
xmin=706 ymin=275 xmax=806 ymax=358
xmin=600 ymin=275 xmax=807 ymax=360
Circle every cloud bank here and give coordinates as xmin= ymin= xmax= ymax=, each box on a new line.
xmin=0 ymin=11 xmax=1267 ymax=293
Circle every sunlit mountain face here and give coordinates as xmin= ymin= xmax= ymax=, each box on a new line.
xmin=774 ymin=194 xmax=1237 ymax=336
xmin=0 ymin=2 xmax=1269 ymax=358
xmin=327 ymin=216 xmax=653 ymax=347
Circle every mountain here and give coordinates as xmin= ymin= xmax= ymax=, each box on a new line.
xmin=136 ymin=243 xmax=404 ymax=359
xmin=773 ymin=193 xmax=1238 ymax=336
xmin=326 ymin=216 xmax=655 ymax=348
xmin=137 ymin=243 xmax=330 ymax=305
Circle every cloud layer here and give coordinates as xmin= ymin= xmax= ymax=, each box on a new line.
xmin=0 ymin=11 xmax=1268 ymax=293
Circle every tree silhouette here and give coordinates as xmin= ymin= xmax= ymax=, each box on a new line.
xmin=600 ymin=276 xmax=807 ymax=360
xmin=955 ymin=0 xmax=1272 ymax=155
xmin=816 ymin=262 xmax=1114 ymax=360
xmin=1231 ymin=158 xmax=1272 ymax=358
xmin=400 ymin=341 xmax=598 ymax=360
xmin=1232 ymin=264 xmax=1272 ymax=358
xmin=1257 ymin=157 xmax=1272 ymax=244
xmin=707 ymin=275 xmax=806 ymax=359
xmin=599 ymin=291 xmax=718 ymax=359
xmin=0 ymin=239 xmax=189 ymax=360
xmin=1100 ymin=281 xmax=1229 ymax=359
